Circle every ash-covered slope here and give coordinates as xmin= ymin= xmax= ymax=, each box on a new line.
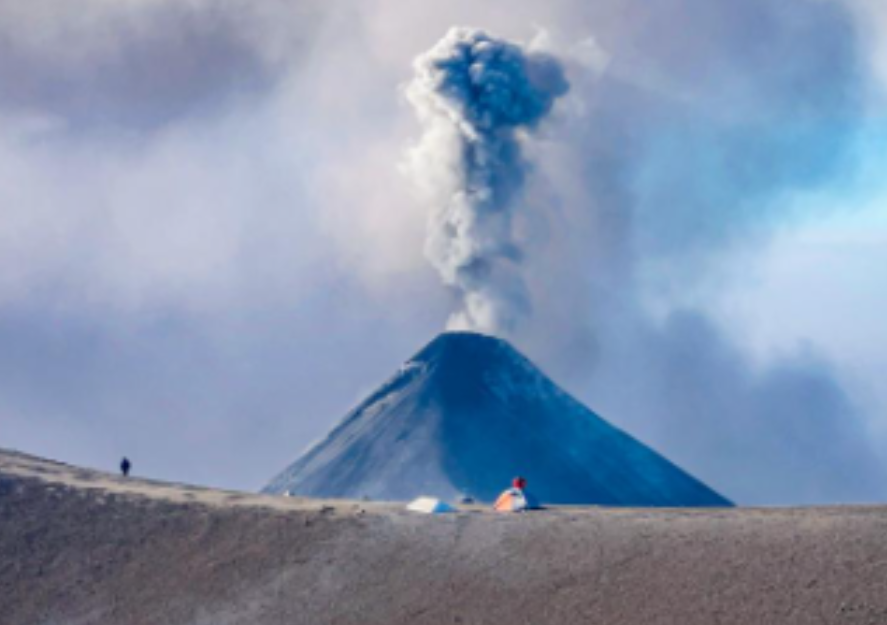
xmin=265 ymin=332 xmax=731 ymax=506
xmin=6 ymin=448 xmax=887 ymax=625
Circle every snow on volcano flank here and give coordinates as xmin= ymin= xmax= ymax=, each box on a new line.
xmin=265 ymin=332 xmax=732 ymax=507
xmin=405 ymin=28 xmax=569 ymax=335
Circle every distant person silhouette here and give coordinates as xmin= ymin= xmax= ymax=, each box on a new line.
xmin=120 ymin=457 xmax=131 ymax=477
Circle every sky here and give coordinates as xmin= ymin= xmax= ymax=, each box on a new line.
xmin=1 ymin=0 xmax=886 ymax=505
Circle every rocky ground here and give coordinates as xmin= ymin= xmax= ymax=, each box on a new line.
xmin=2 ymin=448 xmax=887 ymax=624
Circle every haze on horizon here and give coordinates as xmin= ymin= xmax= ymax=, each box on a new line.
xmin=1 ymin=0 xmax=886 ymax=505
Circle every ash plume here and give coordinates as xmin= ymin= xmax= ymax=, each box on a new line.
xmin=405 ymin=27 xmax=569 ymax=335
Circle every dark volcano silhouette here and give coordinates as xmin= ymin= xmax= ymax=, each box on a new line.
xmin=264 ymin=332 xmax=731 ymax=506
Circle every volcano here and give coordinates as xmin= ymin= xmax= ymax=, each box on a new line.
xmin=264 ymin=332 xmax=731 ymax=506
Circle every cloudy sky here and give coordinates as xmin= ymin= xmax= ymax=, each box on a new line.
xmin=1 ymin=0 xmax=886 ymax=505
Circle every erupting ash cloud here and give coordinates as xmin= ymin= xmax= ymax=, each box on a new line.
xmin=405 ymin=27 xmax=569 ymax=335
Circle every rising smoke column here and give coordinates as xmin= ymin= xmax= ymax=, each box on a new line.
xmin=405 ymin=27 xmax=569 ymax=335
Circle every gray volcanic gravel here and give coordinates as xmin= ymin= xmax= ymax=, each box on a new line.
xmin=2 ymin=448 xmax=887 ymax=624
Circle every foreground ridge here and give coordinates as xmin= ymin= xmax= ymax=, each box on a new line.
xmin=1 ymin=448 xmax=883 ymax=625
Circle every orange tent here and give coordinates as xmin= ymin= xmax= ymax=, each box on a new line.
xmin=493 ymin=488 xmax=539 ymax=512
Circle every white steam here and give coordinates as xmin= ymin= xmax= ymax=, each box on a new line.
xmin=405 ymin=27 xmax=569 ymax=335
